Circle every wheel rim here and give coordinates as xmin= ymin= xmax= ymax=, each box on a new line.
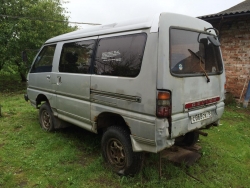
xmin=41 ymin=110 xmax=51 ymax=129
xmin=106 ymin=138 xmax=126 ymax=169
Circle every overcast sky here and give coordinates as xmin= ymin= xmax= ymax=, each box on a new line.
xmin=63 ymin=0 xmax=244 ymax=29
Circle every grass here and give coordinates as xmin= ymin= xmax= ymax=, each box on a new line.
xmin=0 ymin=74 xmax=250 ymax=187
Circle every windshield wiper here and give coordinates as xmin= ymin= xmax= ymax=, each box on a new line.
xmin=188 ymin=49 xmax=210 ymax=83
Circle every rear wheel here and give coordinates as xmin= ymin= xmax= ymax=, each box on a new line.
xmin=39 ymin=102 xmax=55 ymax=131
xmin=175 ymin=131 xmax=199 ymax=146
xmin=183 ymin=131 xmax=199 ymax=146
xmin=101 ymin=126 xmax=143 ymax=176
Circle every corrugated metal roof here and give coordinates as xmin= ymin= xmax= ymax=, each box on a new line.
xmin=199 ymin=0 xmax=250 ymax=19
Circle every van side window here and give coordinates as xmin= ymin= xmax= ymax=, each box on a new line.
xmin=59 ymin=40 xmax=95 ymax=74
xmin=94 ymin=33 xmax=147 ymax=77
xmin=30 ymin=45 xmax=56 ymax=73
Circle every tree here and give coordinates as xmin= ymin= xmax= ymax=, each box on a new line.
xmin=0 ymin=0 xmax=77 ymax=81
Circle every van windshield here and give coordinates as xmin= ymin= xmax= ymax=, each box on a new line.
xmin=170 ymin=28 xmax=223 ymax=76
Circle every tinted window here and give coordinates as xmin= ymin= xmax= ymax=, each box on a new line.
xmin=59 ymin=40 xmax=95 ymax=74
xmin=30 ymin=45 xmax=56 ymax=73
xmin=94 ymin=33 xmax=147 ymax=77
xmin=170 ymin=29 xmax=223 ymax=76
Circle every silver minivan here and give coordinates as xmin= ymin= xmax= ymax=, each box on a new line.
xmin=24 ymin=12 xmax=225 ymax=175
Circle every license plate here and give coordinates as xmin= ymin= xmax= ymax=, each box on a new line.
xmin=191 ymin=111 xmax=212 ymax=123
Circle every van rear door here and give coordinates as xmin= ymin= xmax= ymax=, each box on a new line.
xmin=158 ymin=13 xmax=225 ymax=138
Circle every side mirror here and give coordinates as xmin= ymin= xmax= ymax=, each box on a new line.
xmin=22 ymin=51 xmax=28 ymax=62
xmin=197 ymin=27 xmax=221 ymax=47
xmin=207 ymin=35 xmax=221 ymax=46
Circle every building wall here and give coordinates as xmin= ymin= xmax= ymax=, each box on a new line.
xmin=216 ymin=17 xmax=250 ymax=101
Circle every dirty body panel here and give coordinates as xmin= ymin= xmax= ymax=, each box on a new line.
xmin=90 ymin=30 xmax=167 ymax=153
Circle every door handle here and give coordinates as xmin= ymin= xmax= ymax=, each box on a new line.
xmin=46 ymin=75 xmax=51 ymax=80
xmin=57 ymin=76 xmax=62 ymax=85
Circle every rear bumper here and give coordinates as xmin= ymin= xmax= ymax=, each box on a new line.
xmin=24 ymin=94 xmax=29 ymax=102
xmin=171 ymin=101 xmax=225 ymax=138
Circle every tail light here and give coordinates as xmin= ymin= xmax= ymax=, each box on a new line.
xmin=156 ymin=91 xmax=171 ymax=118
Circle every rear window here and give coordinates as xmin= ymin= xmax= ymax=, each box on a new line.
xmin=170 ymin=28 xmax=223 ymax=76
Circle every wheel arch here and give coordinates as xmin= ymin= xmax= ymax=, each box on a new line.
xmin=95 ymin=112 xmax=131 ymax=134
xmin=36 ymin=94 xmax=49 ymax=108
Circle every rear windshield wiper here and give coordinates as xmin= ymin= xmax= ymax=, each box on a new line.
xmin=188 ymin=49 xmax=210 ymax=83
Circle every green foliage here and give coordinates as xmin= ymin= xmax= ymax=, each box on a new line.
xmin=0 ymin=0 xmax=77 ymax=80
xmin=0 ymin=72 xmax=26 ymax=93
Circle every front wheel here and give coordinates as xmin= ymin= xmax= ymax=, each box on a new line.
xmin=39 ymin=102 xmax=55 ymax=131
xmin=101 ymin=126 xmax=143 ymax=176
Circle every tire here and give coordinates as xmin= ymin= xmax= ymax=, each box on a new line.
xmin=39 ymin=102 xmax=55 ymax=132
xmin=175 ymin=131 xmax=199 ymax=146
xmin=182 ymin=131 xmax=199 ymax=146
xmin=101 ymin=126 xmax=143 ymax=176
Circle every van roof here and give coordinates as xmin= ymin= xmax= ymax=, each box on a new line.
xmin=45 ymin=13 xmax=162 ymax=43
xmin=45 ymin=12 xmax=201 ymax=44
